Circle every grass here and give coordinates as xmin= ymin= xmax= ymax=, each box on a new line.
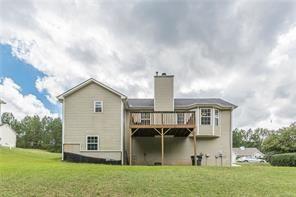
xmin=1 ymin=148 xmax=296 ymax=197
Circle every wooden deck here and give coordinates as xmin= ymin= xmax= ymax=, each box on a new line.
xmin=129 ymin=112 xmax=196 ymax=128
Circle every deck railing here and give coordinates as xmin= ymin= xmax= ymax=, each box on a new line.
xmin=130 ymin=112 xmax=195 ymax=127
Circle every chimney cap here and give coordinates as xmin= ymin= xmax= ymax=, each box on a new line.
xmin=154 ymin=73 xmax=174 ymax=78
xmin=155 ymin=71 xmax=159 ymax=76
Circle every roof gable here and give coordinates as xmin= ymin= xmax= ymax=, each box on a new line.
xmin=232 ymin=148 xmax=263 ymax=155
xmin=0 ymin=99 xmax=6 ymax=104
xmin=57 ymin=78 xmax=127 ymax=101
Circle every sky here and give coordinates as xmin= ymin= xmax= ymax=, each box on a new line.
xmin=0 ymin=0 xmax=296 ymax=129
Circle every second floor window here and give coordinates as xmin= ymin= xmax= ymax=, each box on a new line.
xmin=215 ymin=109 xmax=219 ymax=126
xmin=94 ymin=101 xmax=103 ymax=112
xmin=201 ymin=108 xmax=211 ymax=125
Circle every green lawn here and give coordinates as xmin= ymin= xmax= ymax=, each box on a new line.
xmin=0 ymin=148 xmax=296 ymax=197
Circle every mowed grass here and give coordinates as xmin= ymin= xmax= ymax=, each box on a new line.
xmin=0 ymin=148 xmax=296 ymax=197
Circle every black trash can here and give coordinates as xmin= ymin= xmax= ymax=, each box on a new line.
xmin=191 ymin=155 xmax=202 ymax=166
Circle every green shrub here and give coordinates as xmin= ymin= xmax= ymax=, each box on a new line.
xmin=270 ymin=153 xmax=296 ymax=166
xmin=264 ymin=151 xmax=277 ymax=163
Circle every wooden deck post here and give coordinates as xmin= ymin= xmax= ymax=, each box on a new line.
xmin=193 ymin=127 xmax=197 ymax=166
xmin=161 ymin=128 xmax=164 ymax=165
xmin=129 ymin=128 xmax=132 ymax=166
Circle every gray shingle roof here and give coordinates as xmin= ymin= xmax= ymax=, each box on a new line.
xmin=0 ymin=99 xmax=6 ymax=104
xmin=127 ymin=98 xmax=237 ymax=109
xmin=232 ymin=148 xmax=264 ymax=156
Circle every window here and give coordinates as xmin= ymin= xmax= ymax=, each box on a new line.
xmin=215 ymin=109 xmax=219 ymax=126
xmin=87 ymin=136 xmax=99 ymax=150
xmin=141 ymin=113 xmax=150 ymax=125
xmin=177 ymin=113 xmax=184 ymax=124
xmin=94 ymin=101 xmax=103 ymax=112
xmin=201 ymin=108 xmax=211 ymax=125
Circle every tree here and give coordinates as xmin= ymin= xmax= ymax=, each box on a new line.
xmin=232 ymin=128 xmax=244 ymax=147
xmin=47 ymin=118 xmax=62 ymax=152
xmin=262 ymin=123 xmax=296 ymax=154
xmin=232 ymin=128 xmax=274 ymax=151
xmin=1 ymin=112 xmax=20 ymax=131
xmin=20 ymin=116 xmax=43 ymax=148
xmin=41 ymin=116 xmax=54 ymax=149
xmin=1 ymin=112 xmax=62 ymax=152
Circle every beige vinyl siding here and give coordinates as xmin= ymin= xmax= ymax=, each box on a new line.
xmin=154 ymin=76 xmax=174 ymax=111
xmin=64 ymin=82 xmax=122 ymax=159
xmin=199 ymin=125 xmax=213 ymax=135
xmin=132 ymin=137 xmax=192 ymax=165
xmin=214 ymin=124 xmax=221 ymax=136
xmin=197 ymin=110 xmax=232 ymax=166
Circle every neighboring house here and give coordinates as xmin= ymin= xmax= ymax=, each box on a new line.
xmin=233 ymin=147 xmax=264 ymax=159
xmin=58 ymin=73 xmax=237 ymax=166
xmin=0 ymin=124 xmax=17 ymax=148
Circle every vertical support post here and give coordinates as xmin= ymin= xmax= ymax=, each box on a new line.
xmin=129 ymin=128 xmax=132 ymax=166
xmin=193 ymin=127 xmax=197 ymax=166
xmin=161 ymin=128 xmax=164 ymax=165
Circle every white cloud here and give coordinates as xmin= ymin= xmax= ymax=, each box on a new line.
xmin=0 ymin=0 xmax=296 ymax=129
xmin=0 ymin=78 xmax=57 ymax=120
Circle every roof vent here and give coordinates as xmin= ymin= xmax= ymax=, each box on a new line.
xmin=240 ymin=146 xmax=245 ymax=150
xmin=161 ymin=73 xmax=166 ymax=76
xmin=155 ymin=71 xmax=159 ymax=76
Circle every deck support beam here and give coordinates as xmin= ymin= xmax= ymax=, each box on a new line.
xmin=129 ymin=128 xmax=132 ymax=165
xmin=193 ymin=127 xmax=197 ymax=166
xmin=161 ymin=128 xmax=164 ymax=165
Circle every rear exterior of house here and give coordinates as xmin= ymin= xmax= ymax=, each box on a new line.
xmin=58 ymin=73 xmax=237 ymax=166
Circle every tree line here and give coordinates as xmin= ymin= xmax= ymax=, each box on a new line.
xmin=1 ymin=112 xmax=62 ymax=153
xmin=233 ymin=123 xmax=296 ymax=155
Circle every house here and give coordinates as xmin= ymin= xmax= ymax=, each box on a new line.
xmin=232 ymin=147 xmax=264 ymax=159
xmin=57 ymin=73 xmax=237 ymax=166
xmin=0 ymin=124 xmax=17 ymax=148
xmin=0 ymin=99 xmax=17 ymax=148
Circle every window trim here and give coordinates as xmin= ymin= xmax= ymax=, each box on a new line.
xmin=86 ymin=135 xmax=99 ymax=151
xmin=94 ymin=101 xmax=103 ymax=113
xmin=200 ymin=108 xmax=212 ymax=125
xmin=215 ymin=109 xmax=219 ymax=126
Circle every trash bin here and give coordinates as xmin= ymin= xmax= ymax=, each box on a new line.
xmin=191 ymin=155 xmax=202 ymax=166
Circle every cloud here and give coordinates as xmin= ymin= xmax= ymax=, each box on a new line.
xmin=0 ymin=78 xmax=57 ymax=119
xmin=0 ymin=0 xmax=296 ymax=129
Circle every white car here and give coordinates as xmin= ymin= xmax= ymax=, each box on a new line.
xmin=237 ymin=157 xmax=266 ymax=163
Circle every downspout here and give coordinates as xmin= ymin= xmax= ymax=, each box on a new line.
xmin=230 ymin=109 xmax=233 ymax=166
xmin=120 ymin=99 xmax=124 ymax=165
xmin=62 ymin=99 xmax=65 ymax=160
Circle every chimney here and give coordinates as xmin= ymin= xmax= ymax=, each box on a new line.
xmin=154 ymin=73 xmax=174 ymax=111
